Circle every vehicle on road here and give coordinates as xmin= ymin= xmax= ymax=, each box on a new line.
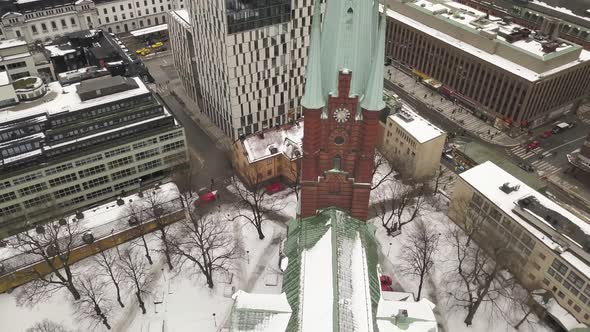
xmin=194 ymin=188 xmax=218 ymax=206
xmin=518 ymin=162 xmax=535 ymax=173
xmin=265 ymin=182 xmax=285 ymax=194
xmin=151 ymin=41 xmax=164 ymax=49
xmin=527 ymin=140 xmax=540 ymax=150
xmin=380 ymin=274 xmax=394 ymax=292
xmin=541 ymin=130 xmax=553 ymax=139
xmin=552 ymin=122 xmax=570 ymax=134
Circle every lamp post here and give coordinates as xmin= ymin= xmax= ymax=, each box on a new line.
xmin=212 ymin=313 xmax=217 ymax=327
xmin=246 ymin=250 xmax=250 ymax=264
xmin=387 ymin=242 xmax=392 ymax=257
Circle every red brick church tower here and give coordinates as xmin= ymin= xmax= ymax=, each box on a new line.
xmin=299 ymin=0 xmax=387 ymax=221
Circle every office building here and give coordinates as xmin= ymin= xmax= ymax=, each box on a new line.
xmin=93 ymin=0 xmax=185 ymax=34
xmin=0 ymin=71 xmax=18 ymax=107
xmin=0 ymin=38 xmax=54 ymax=81
xmin=379 ymin=97 xmax=446 ymax=180
xmin=167 ymin=9 xmax=197 ymax=103
xmin=450 ymin=161 xmax=590 ymax=325
xmin=384 ymin=0 xmax=590 ymax=130
xmin=170 ymin=0 xmax=315 ymax=139
xmin=0 ymin=75 xmax=188 ymax=236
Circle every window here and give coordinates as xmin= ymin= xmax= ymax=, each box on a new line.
xmin=61 ymin=19 xmax=67 ymax=28
xmin=333 ymin=156 xmax=341 ymax=170
xmin=18 ymin=183 xmax=48 ymax=197
xmin=0 ymin=191 xmax=16 ymax=203
xmin=54 ymin=185 xmax=82 ymax=199
xmin=31 ymin=25 xmax=37 ymax=34
xmin=105 ymin=146 xmax=131 ymax=158
xmin=70 ymin=17 xmax=76 ymax=25
xmin=13 ymin=171 xmax=43 ymax=185
xmin=114 ymin=179 xmax=138 ymax=191
xmin=82 ymin=176 xmax=109 ymax=190
xmin=161 ymin=140 xmax=185 ymax=153
xmin=49 ymin=173 xmax=77 ymax=187
xmin=132 ymin=137 xmax=158 ymax=149
xmin=0 ymin=181 xmax=11 ymax=190
xmin=542 ymin=278 xmax=550 ymax=286
xmin=111 ymin=167 xmax=136 ymax=180
xmin=584 ymin=285 xmax=590 ymax=297
xmin=532 ymin=262 xmax=541 ymax=271
xmin=580 ymin=293 xmax=588 ymax=304
xmin=552 ymin=259 xmax=569 ymax=275
xmin=45 ymin=163 xmax=73 ymax=176
xmin=78 ymin=164 xmax=106 ymax=178
xmin=557 ymin=291 xmax=565 ymax=299
xmin=51 ymin=21 xmax=57 ymax=30
xmin=159 ymin=130 xmax=183 ymax=142
xmin=0 ymin=204 xmax=21 ymax=217
xmin=567 ymin=271 xmax=585 ymax=289
xmin=15 ymin=30 xmax=21 ymax=38
xmin=23 ymin=194 xmax=51 ymax=208
xmin=103 ymin=8 xmax=108 ymax=14
xmin=138 ymin=159 xmax=162 ymax=172
xmin=538 ymin=252 xmax=546 ymax=260
xmin=75 ymin=154 xmax=103 ymax=166
xmin=135 ymin=147 xmax=159 ymax=161
xmin=108 ymin=156 xmax=134 ymax=169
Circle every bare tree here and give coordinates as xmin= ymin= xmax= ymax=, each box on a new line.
xmin=231 ymin=172 xmax=284 ymax=240
xmin=168 ymin=210 xmax=240 ymax=288
xmin=93 ymin=248 xmax=125 ymax=308
xmin=371 ymin=151 xmax=395 ymax=191
xmin=76 ymin=275 xmax=113 ymax=330
xmin=141 ymin=189 xmax=174 ymax=270
xmin=509 ymin=282 xmax=547 ymax=330
xmin=286 ymin=158 xmax=302 ymax=202
xmin=26 ymin=319 xmax=71 ymax=332
xmin=398 ymin=219 xmax=440 ymax=300
xmin=15 ymin=219 xmax=81 ymax=304
xmin=373 ymin=181 xmax=429 ymax=236
xmin=172 ymin=157 xmax=200 ymax=208
xmin=118 ymin=248 xmax=152 ymax=315
xmin=444 ymin=209 xmax=524 ymax=326
xmin=125 ymin=202 xmax=153 ymax=265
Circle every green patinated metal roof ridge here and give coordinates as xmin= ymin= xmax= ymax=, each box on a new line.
xmin=301 ymin=0 xmax=325 ymax=110
xmin=361 ymin=8 xmax=387 ymax=111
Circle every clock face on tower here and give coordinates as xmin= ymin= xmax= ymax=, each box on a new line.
xmin=333 ymin=107 xmax=350 ymax=124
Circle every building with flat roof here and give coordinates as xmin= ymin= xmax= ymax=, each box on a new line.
xmin=384 ymin=0 xmax=590 ymax=130
xmin=0 ymin=37 xmax=53 ymax=81
xmin=170 ymin=0 xmax=315 ymax=139
xmin=450 ymin=161 xmax=590 ymax=325
xmin=0 ymin=70 xmax=18 ymax=108
xmin=0 ymin=75 xmax=188 ymax=237
xmin=379 ymin=94 xmax=446 ymax=180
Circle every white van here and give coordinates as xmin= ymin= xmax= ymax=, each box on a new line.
xmin=552 ymin=122 xmax=569 ymax=134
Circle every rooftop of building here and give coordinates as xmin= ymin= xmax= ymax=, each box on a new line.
xmin=44 ymin=43 xmax=76 ymax=57
xmin=0 ymin=38 xmax=26 ymax=50
xmin=0 ymin=75 xmax=150 ymax=123
xmin=384 ymin=1 xmax=590 ymax=81
xmin=388 ymin=102 xmax=445 ymax=144
xmin=229 ymin=291 xmax=292 ymax=332
xmin=459 ymin=161 xmax=590 ymax=278
xmin=0 ymin=71 xmax=9 ymax=86
xmin=240 ymin=121 xmax=303 ymax=163
xmin=170 ymin=9 xmax=190 ymax=25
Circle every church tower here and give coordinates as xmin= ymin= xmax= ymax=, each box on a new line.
xmin=300 ymin=0 xmax=387 ymax=221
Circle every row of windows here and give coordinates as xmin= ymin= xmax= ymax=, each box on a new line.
xmin=54 ymin=184 xmax=82 ymax=199
xmin=135 ymin=147 xmax=160 ymax=161
xmin=75 ymin=154 xmax=103 ymax=167
xmin=0 ymin=181 xmax=10 ymax=190
xmin=133 ymin=137 xmax=158 ymax=150
xmin=82 ymin=176 xmax=109 ymax=190
xmin=48 ymin=173 xmax=77 ymax=187
xmin=138 ymin=159 xmax=162 ymax=172
xmin=108 ymin=156 xmax=134 ymax=169
xmin=12 ymin=171 xmax=42 ymax=185
xmin=114 ymin=178 xmax=139 ymax=191
xmin=0 ymin=204 xmax=20 ymax=217
xmin=30 ymin=18 xmax=77 ymax=35
xmin=23 ymin=194 xmax=51 ymax=209
xmin=105 ymin=146 xmax=132 ymax=158
xmin=0 ymin=192 xmax=16 ymax=204
xmin=111 ymin=167 xmax=136 ymax=181
xmin=159 ymin=130 xmax=184 ymax=142
xmin=45 ymin=163 xmax=74 ymax=176
xmin=1 ymin=140 xmax=42 ymax=158
xmin=161 ymin=140 xmax=185 ymax=153
xmin=0 ymin=123 xmax=43 ymax=143
xmin=86 ymin=187 xmax=113 ymax=200
xmin=79 ymin=164 xmax=106 ymax=179
xmin=18 ymin=182 xmax=47 ymax=197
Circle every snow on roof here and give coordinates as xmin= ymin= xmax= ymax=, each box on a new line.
xmin=230 ymin=291 xmax=292 ymax=332
xmin=0 ymin=71 xmax=9 ymax=86
xmin=390 ymin=104 xmax=445 ymax=144
xmin=349 ymin=233 xmax=375 ymax=332
xmin=130 ymin=23 xmax=168 ymax=37
xmin=531 ymin=0 xmax=590 ymax=23
xmin=0 ymin=76 xmax=150 ymax=123
xmin=543 ymin=297 xmax=586 ymax=330
xmin=459 ymin=162 xmax=590 ymax=274
xmin=301 ymin=227 xmax=334 ymax=332
xmin=376 ymin=296 xmax=438 ymax=332
xmin=171 ymin=9 xmax=190 ymax=25
xmin=383 ymin=6 xmax=590 ymax=82
xmin=0 ymin=38 xmax=27 ymax=50
xmin=44 ymin=44 xmax=76 ymax=57
xmin=241 ymin=122 xmax=303 ymax=163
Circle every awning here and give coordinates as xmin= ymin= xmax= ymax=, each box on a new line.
xmin=423 ymin=78 xmax=442 ymax=89
xmin=130 ymin=24 xmax=168 ymax=37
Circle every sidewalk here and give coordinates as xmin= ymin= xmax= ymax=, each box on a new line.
xmin=385 ymin=65 xmax=523 ymax=147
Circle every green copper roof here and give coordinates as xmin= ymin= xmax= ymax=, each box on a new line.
xmin=360 ymin=8 xmax=386 ymax=111
xmin=321 ymin=0 xmax=379 ymax=99
xmin=282 ymin=207 xmax=380 ymax=332
xmin=300 ymin=0 xmax=325 ymax=109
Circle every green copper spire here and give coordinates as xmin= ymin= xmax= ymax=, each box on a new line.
xmin=301 ymin=0 xmax=325 ymax=110
xmin=360 ymin=7 xmax=386 ymax=111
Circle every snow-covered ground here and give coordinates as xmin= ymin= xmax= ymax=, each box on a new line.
xmin=370 ymin=196 xmax=557 ymax=332
xmin=0 ymin=181 xmax=291 ymax=332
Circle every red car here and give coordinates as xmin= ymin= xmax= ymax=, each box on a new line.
xmin=381 ymin=284 xmax=394 ymax=292
xmin=527 ymin=140 xmax=540 ymax=150
xmin=193 ymin=190 xmax=217 ymax=206
xmin=380 ymin=275 xmax=393 ymax=286
xmin=540 ymin=130 xmax=552 ymax=139
xmin=265 ymin=182 xmax=285 ymax=194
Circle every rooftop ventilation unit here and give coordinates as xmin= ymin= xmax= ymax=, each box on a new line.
xmin=499 ymin=182 xmax=520 ymax=194
xmin=397 ymin=110 xmax=414 ymax=122
xmin=268 ymin=145 xmax=278 ymax=154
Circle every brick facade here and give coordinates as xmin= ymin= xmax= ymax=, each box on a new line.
xmin=300 ymin=71 xmax=379 ymax=221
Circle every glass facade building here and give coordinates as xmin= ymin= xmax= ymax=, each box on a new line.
xmin=226 ymin=0 xmax=291 ymax=34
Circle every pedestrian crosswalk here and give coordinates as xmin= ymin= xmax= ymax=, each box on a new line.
xmin=509 ymin=146 xmax=562 ymax=175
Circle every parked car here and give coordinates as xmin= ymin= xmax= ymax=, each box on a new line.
xmin=381 ymin=284 xmax=394 ymax=292
xmin=527 ymin=140 xmax=540 ymax=150
xmin=540 ymin=130 xmax=552 ymax=139
xmin=82 ymin=231 xmax=94 ymax=244
xmin=552 ymin=122 xmax=569 ymax=134
xmin=151 ymin=41 xmax=164 ymax=49
xmin=380 ymin=275 xmax=393 ymax=286
xmin=194 ymin=190 xmax=218 ymax=206
xmin=265 ymin=182 xmax=285 ymax=194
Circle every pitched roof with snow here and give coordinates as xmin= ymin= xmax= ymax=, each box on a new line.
xmin=281 ymin=207 xmax=381 ymax=332
xmin=229 ymin=291 xmax=292 ymax=332
xmin=376 ymin=295 xmax=438 ymax=332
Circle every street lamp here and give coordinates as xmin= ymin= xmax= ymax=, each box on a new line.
xmin=246 ymin=250 xmax=250 ymax=264
xmin=212 ymin=313 xmax=217 ymax=327
xmin=387 ymin=242 xmax=392 ymax=257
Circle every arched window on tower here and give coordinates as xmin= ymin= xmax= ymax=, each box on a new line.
xmin=333 ymin=155 xmax=341 ymax=170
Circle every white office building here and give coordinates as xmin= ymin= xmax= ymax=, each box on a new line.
xmin=169 ymin=0 xmax=317 ymax=139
